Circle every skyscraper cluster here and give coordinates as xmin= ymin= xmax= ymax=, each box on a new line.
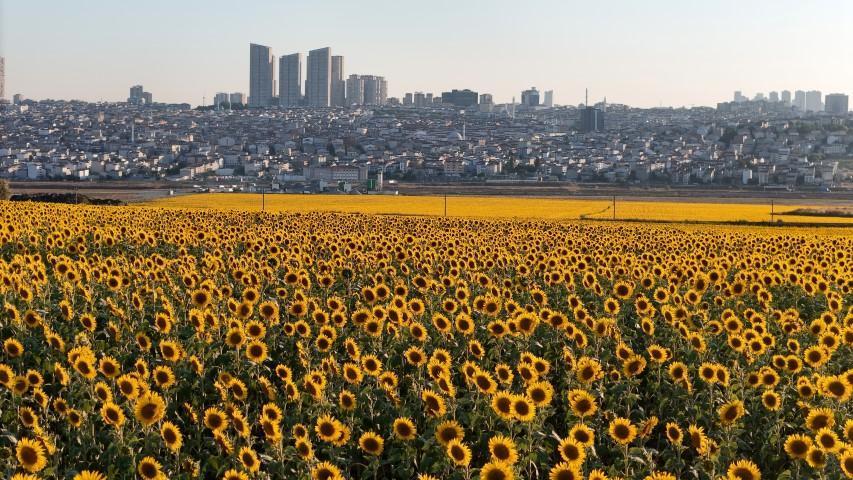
xmin=732 ymin=89 xmax=848 ymax=114
xmin=249 ymin=43 xmax=387 ymax=108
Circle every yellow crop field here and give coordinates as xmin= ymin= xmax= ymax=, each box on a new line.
xmin=144 ymin=193 xmax=853 ymax=224
xmin=0 ymin=201 xmax=851 ymax=480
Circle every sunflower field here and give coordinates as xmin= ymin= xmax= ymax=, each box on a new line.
xmin=0 ymin=202 xmax=851 ymax=480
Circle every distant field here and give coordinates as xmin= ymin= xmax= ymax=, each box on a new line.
xmin=142 ymin=193 xmax=853 ymax=224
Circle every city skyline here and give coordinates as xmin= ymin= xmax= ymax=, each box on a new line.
xmin=3 ymin=0 xmax=853 ymax=107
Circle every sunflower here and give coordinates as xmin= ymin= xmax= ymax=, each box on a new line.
xmin=491 ymin=391 xmax=514 ymax=420
xmin=101 ymin=401 xmax=125 ymax=429
xmin=295 ymin=438 xmax=314 ymax=459
xmin=137 ymin=456 xmax=162 ymax=480
xmin=203 ymin=407 xmax=228 ymax=432
xmin=761 ymin=390 xmax=781 ymax=411
xmin=134 ymin=392 xmax=166 ymax=428
xmin=526 ymin=380 xmax=554 ymax=406
xmin=647 ymin=345 xmax=670 ymax=363
xmin=16 ymin=438 xmax=47 ymax=473
xmin=361 ymin=354 xmax=383 ymax=376
xmin=435 ymin=420 xmax=464 ymax=446
xmin=152 ymin=366 xmax=176 ymax=389
xmin=815 ymin=427 xmax=840 ymax=452
xmin=718 ymin=399 xmax=745 ymax=426
xmin=338 ymin=390 xmax=356 ymax=411
xmin=73 ymin=472 xmax=107 ymax=480
xmin=98 ymin=356 xmax=121 ymax=378
xmin=806 ymin=446 xmax=827 ymax=469
xmin=665 ymin=422 xmax=683 ymax=445
xmin=67 ymin=409 xmax=84 ymax=428
xmin=567 ymin=423 xmax=594 ymax=448
xmin=239 ymin=446 xmax=261 ymax=473
xmin=805 ymin=407 xmax=835 ymax=431
xmin=548 ymin=462 xmax=582 ymax=480
xmin=316 ymin=414 xmax=343 ymax=443
xmin=726 ymin=459 xmax=761 ymax=480
xmin=421 ymin=389 xmax=447 ymax=417
xmin=644 ymin=473 xmax=677 ymax=480
xmin=393 ymin=417 xmax=417 ymax=441
xmin=608 ymin=417 xmax=637 ymax=445
xmin=225 ymin=327 xmax=245 ymax=348
xmin=359 ymin=431 xmax=385 ymax=456
xmin=221 ymin=469 xmax=249 ymax=480
xmin=511 ymin=395 xmax=536 ymax=422
xmin=819 ymin=375 xmax=852 ymax=402
xmin=840 ymin=451 xmax=853 ymax=478
xmin=470 ymin=370 xmax=497 ymax=395
xmin=4 ymin=338 xmax=24 ymax=358
xmin=311 ymin=461 xmax=344 ymax=480
xmin=245 ymin=340 xmax=268 ymax=363
xmin=446 ymin=438 xmax=472 ymax=467
xmin=557 ymin=437 xmax=585 ymax=465
xmin=161 ymin=421 xmax=183 ymax=452
xmin=480 ymin=461 xmax=514 ymax=480
xmin=784 ymin=433 xmax=812 ymax=459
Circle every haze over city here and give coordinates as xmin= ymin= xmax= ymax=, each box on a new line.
xmin=3 ymin=0 xmax=853 ymax=107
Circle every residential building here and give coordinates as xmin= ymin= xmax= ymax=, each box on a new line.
xmin=781 ymin=90 xmax=791 ymax=106
xmin=306 ymin=47 xmax=331 ymax=107
xmin=805 ymin=90 xmax=823 ymax=112
xmin=441 ymin=89 xmax=478 ymax=107
xmin=128 ymin=85 xmax=152 ymax=105
xmin=213 ymin=92 xmax=229 ymax=108
xmin=379 ymin=77 xmax=388 ymax=105
xmin=413 ymin=92 xmax=427 ymax=108
xmin=794 ymin=90 xmax=806 ymax=111
xmin=479 ymin=93 xmax=494 ymax=113
xmin=825 ymin=93 xmax=849 ymax=114
xmin=229 ymin=92 xmax=246 ymax=106
xmin=279 ymin=53 xmax=302 ymax=107
xmin=521 ymin=87 xmax=540 ymax=107
xmin=580 ymin=106 xmax=604 ymax=132
xmin=769 ymin=91 xmax=779 ymax=103
xmin=346 ymin=75 xmax=364 ymax=105
xmin=544 ymin=90 xmax=554 ymax=107
xmin=363 ymin=76 xmax=384 ymax=105
xmin=249 ymin=43 xmax=275 ymax=107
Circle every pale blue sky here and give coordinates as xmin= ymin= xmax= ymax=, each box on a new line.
xmin=2 ymin=0 xmax=852 ymax=107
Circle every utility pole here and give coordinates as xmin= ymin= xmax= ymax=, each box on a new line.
xmin=261 ymin=188 xmax=265 ymax=212
xmin=612 ymin=196 xmax=616 ymax=220
xmin=444 ymin=194 xmax=447 ymax=217
xmin=770 ymin=200 xmax=774 ymax=222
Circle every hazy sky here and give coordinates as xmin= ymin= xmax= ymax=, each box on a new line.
xmin=2 ymin=0 xmax=852 ymax=107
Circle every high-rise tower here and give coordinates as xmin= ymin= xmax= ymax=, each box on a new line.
xmin=306 ymin=47 xmax=331 ymax=107
xmin=249 ymin=43 xmax=275 ymax=107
